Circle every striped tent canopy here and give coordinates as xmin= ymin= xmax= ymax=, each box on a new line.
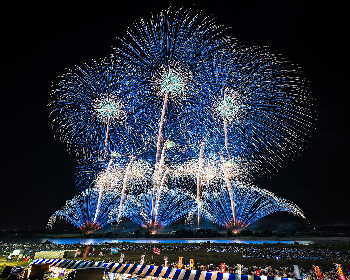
xmin=31 ymin=259 xmax=297 ymax=280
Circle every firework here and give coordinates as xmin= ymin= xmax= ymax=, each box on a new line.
xmin=47 ymin=187 xmax=122 ymax=234
xmin=51 ymin=7 xmax=314 ymax=174
xmin=125 ymin=186 xmax=196 ymax=232
xmin=200 ymin=182 xmax=306 ymax=231
xmin=200 ymin=47 xmax=315 ymax=176
xmin=114 ymin=8 xmax=229 ymax=163
xmin=47 ymin=7 xmax=315 ymax=233
xmin=49 ymin=58 xmax=152 ymax=159
xmin=90 ymin=156 xmax=154 ymax=224
xmin=115 ymin=157 xmax=155 ymax=222
xmin=171 ymin=145 xmax=256 ymax=226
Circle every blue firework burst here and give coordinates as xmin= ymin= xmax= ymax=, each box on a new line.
xmin=47 ymin=188 xmax=122 ymax=233
xmin=49 ymin=57 xmax=154 ymax=159
xmin=47 ymin=7 xmax=315 ymax=233
xmin=197 ymin=46 xmax=315 ymax=175
xmin=125 ymin=186 xmax=196 ymax=231
xmin=200 ymin=182 xmax=307 ymax=231
xmin=114 ymin=8 xmax=229 ymax=163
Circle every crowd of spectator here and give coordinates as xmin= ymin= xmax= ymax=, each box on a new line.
xmin=1 ymin=241 xmax=350 ymax=279
xmin=0 ymin=241 xmax=78 ymax=257
xmin=1 ymin=240 xmax=349 ymax=261
xmin=206 ymin=244 xmax=350 ymax=262
xmin=99 ymin=243 xmax=202 ymax=252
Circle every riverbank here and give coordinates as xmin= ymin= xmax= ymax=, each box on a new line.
xmin=1 ymin=236 xmax=349 ymax=245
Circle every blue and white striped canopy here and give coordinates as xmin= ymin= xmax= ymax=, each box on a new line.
xmin=32 ymin=259 xmax=296 ymax=280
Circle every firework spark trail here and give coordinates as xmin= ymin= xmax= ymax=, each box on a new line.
xmin=104 ymin=118 xmax=110 ymax=154
xmin=222 ymin=90 xmax=231 ymax=159
xmin=116 ymin=156 xmax=135 ymax=222
xmin=85 ymin=157 xmax=154 ymax=229
xmin=151 ymin=143 xmax=167 ymax=230
xmin=154 ymin=169 xmax=170 ymax=226
xmin=93 ymin=157 xmax=115 ymax=223
xmin=219 ymin=153 xmax=236 ymax=226
xmin=155 ymin=92 xmax=169 ymax=164
xmin=223 ymin=118 xmax=230 ymax=158
xmin=196 ymin=142 xmax=204 ymax=226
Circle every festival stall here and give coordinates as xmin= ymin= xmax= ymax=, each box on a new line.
xmin=31 ymin=259 xmax=299 ymax=280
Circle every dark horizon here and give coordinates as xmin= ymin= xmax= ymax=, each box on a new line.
xmin=1 ymin=1 xmax=348 ymax=230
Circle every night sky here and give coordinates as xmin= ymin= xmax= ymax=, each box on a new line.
xmin=1 ymin=1 xmax=348 ymax=230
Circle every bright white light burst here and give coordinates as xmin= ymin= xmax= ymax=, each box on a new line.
xmin=216 ymin=89 xmax=245 ymax=122
xmin=160 ymin=70 xmax=184 ymax=94
xmin=153 ymin=63 xmax=194 ymax=100
xmin=94 ymin=97 xmax=125 ymax=123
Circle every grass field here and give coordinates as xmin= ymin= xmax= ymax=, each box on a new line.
xmin=0 ymin=259 xmax=29 ymax=280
